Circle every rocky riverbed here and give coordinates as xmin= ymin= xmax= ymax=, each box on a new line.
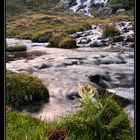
xmin=6 ymin=21 xmax=134 ymax=125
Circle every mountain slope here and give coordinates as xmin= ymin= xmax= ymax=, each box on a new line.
xmin=6 ymin=0 xmax=61 ymax=17
xmin=6 ymin=0 xmax=134 ymax=41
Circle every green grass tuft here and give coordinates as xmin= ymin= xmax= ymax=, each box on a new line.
xmin=102 ymin=25 xmax=120 ymax=38
xmin=48 ymin=31 xmax=77 ymax=48
xmin=6 ymin=45 xmax=27 ymax=52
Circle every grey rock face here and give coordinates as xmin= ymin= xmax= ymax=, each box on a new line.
xmin=113 ymin=36 xmax=124 ymax=42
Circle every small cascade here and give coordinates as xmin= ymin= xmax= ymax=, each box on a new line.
xmin=69 ymin=0 xmax=108 ymax=17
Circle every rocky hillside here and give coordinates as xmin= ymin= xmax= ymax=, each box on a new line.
xmin=57 ymin=0 xmax=108 ymax=16
xmin=6 ymin=0 xmax=134 ymax=18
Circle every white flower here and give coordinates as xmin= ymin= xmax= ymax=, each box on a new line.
xmin=77 ymin=83 xmax=97 ymax=98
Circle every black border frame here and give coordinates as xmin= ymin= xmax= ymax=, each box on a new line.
xmin=0 ymin=0 xmax=5 ymax=138
xmin=2 ymin=0 xmax=137 ymax=140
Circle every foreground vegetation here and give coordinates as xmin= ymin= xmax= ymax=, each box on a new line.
xmin=6 ymin=82 xmax=134 ymax=140
xmin=6 ymin=97 xmax=134 ymax=140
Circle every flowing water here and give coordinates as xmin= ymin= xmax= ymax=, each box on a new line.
xmin=69 ymin=0 xmax=108 ymax=16
xmin=6 ymin=21 xmax=134 ymax=125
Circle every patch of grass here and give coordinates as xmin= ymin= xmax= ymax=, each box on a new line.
xmin=6 ymin=87 xmax=134 ymax=140
xmin=110 ymin=14 xmax=134 ymax=22
xmin=48 ymin=31 xmax=77 ymax=48
xmin=102 ymin=24 xmax=120 ymax=38
xmin=65 ymin=28 xmax=77 ymax=34
xmin=6 ymin=70 xmax=49 ymax=110
xmin=6 ymin=45 xmax=27 ymax=52
xmin=58 ymin=37 xmax=76 ymax=49
xmin=6 ymin=111 xmax=49 ymax=140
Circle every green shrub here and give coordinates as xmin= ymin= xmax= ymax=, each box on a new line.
xmin=58 ymin=37 xmax=76 ymax=49
xmin=102 ymin=25 xmax=120 ymax=38
xmin=48 ymin=32 xmax=77 ymax=48
xmin=6 ymin=45 xmax=27 ymax=52
xmin=109 ymin=0 xmax=134 ymax=11
xmin=48 ymin=32 xmax=64 ymax=47
xmin=6 ymin=70 xmax=49 ymax=110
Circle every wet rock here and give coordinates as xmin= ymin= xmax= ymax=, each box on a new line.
xmin=127 ymin=43 xmax=134 ymax=48
xmin=69 ymin=0 xmax=77 ymax=7
xmin=125 ymin=36 xmax=134 ymax=42
xmin=90 ymin=41 xmax=100 ymax=47
xmin=88 ymin=74 xmax=111 ymax=88
xmin=74 ymin=32 xmax=83 ymax=38
xmin=113 ymin=36 xmax=124 ymax=42
xmin=92 ymin=25 xmax=97 ymax=29
xmin=79 ymin=38 xmax=91 ymax=44
xmin=38 ymin=36 xmax=49 ymax=43
xmin=117 ymin=21 xmax=126 ymax=27
xmin=97 ymin=37 xmax=104 ymax=40
xmin=83 ymin=32 xmax=91 ymax=36
xmin=122 ymin=27 xmax=129 ymax=33
xmin=33 ymin=62 xmax=51 ymax=69
xmin=38 ymin=63 xmax=52 ymax=69
xmin=116 ymin=9 xmax=126 ymax=14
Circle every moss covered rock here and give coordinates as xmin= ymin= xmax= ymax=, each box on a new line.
xmin=6 ymin=70 xmax=49 ymax=110
xmin=6 ymin=45 xmax=27 ymax=52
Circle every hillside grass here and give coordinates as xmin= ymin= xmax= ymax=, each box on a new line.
xmin=6 ymin=9 xmax=134 ymax=42
xmin=6 ymin=10 xmax=93 ymax=42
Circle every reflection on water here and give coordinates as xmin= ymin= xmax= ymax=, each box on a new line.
xmin=6 ymin=51 xmax=47 ymax=62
